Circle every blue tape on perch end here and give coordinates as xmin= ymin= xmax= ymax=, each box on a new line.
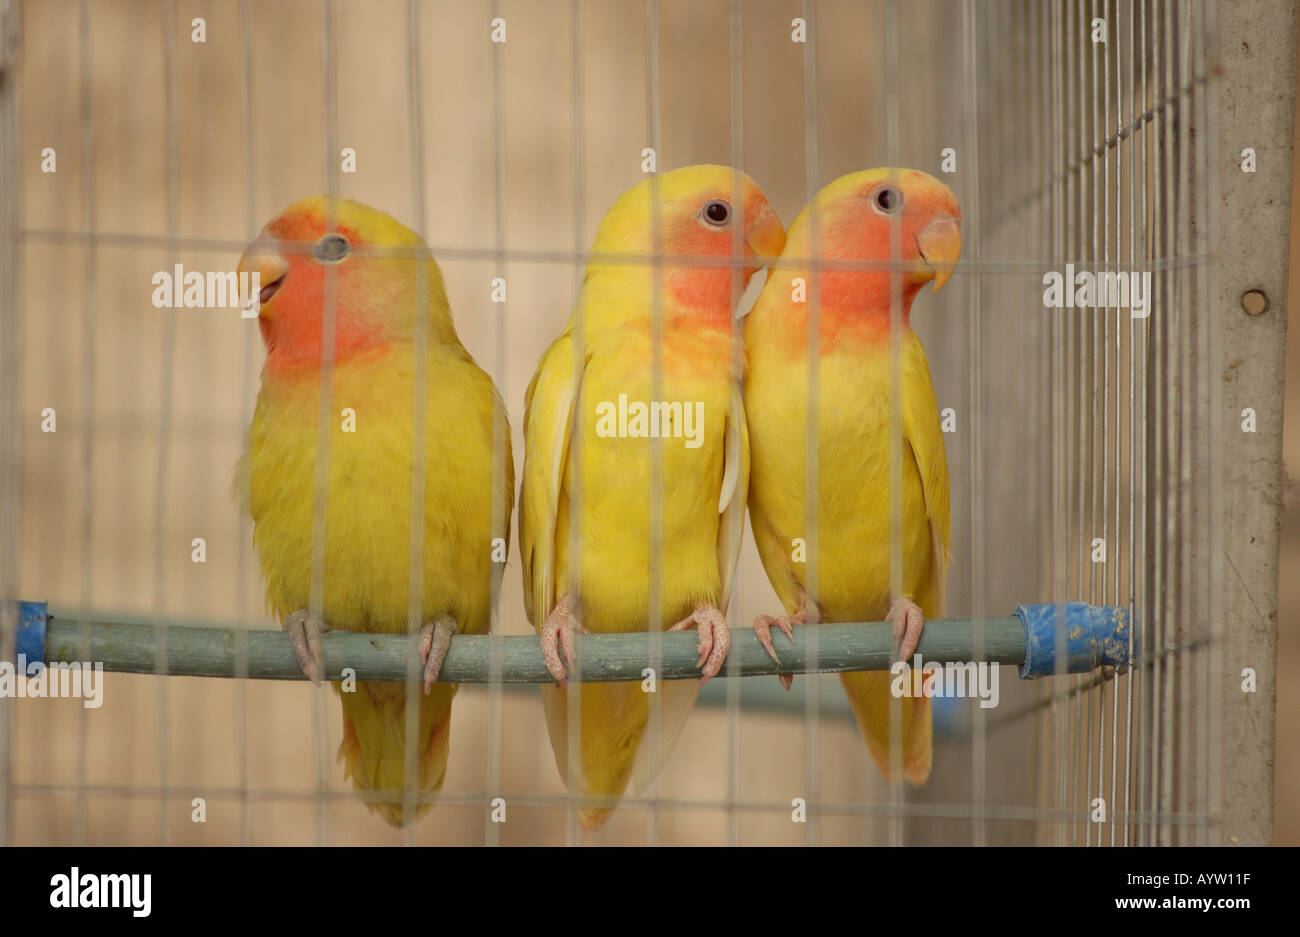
xmin=14 ymin=600 xmax=47 ymax=666
xmin=1016 ymin=602 xmax=1137 ymax=679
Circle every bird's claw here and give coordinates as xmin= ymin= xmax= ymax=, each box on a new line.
xmin=753 ymin=613 xmax=797 ymax=691
xmin=419 ymin=615 xmax=457 ymax=693
xmin=285 ymin=609 xmax=329 ymax=684
xmin=889 ymin=595 xmax=925 ymax=662
xmin=670 ymin=604 xmax=730 ymax=686
xmin=540 ymin=595 xmax=585 ymax=687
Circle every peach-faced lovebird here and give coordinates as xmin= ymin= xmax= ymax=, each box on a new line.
xmin=520 ymin=165 xmax=785 ymax=829
xmin=745 ymin=168 xmax=959 ymax=784
xmin=237 ymin=197 xmax=513 ymax=825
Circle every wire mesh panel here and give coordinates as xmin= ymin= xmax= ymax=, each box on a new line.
xmin=943 ymin=0 xmax=1223 ymax=847
xmin=0 ymin=0 xmax=1285 ymax=847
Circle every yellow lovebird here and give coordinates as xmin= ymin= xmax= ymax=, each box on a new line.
xmin=236 ymin=197 xmax=513 ymax=826
xmin=745 ymin=168 xmax=960 ymax=784
xmin=520 ymin=165 xmax=785 ymax=830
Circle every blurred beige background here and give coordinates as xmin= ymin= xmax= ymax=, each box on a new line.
xmin=4 ymin=0 xmax=1293 ymax=844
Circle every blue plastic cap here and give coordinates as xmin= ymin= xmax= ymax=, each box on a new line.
xmin=1016 ymin=602 xmax=1137 ymax=679
xmin=14 ymin=601 xmax=47 ymax=665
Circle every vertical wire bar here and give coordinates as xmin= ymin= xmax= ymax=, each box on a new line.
xmin=1193 ymin=2 xmax=1210 ymax=845
xmin=1141 ymin=10 xmax=1158 ymax=842
xmin=1161 ymin=0 xmax=1179 ymax=846
xmin=642 ymin=0 xmax=663 ymax=847
xmin=1154 ymin=0 xmax=1175 ymax=847
xmin=990 ymin=9 xmax=1011 ymax=839
xmin=1043 ymin=0 xmax=1061 ymax=845
xmin=73 ymin=0 xmax=96 ymax=845
xmin=1196 ymin=0 xmax=1225 ymax=847
xmin=1174 ymin=2 xmax=1193 ymax=846
xmin=799 ymin=0 xmax=821 ymax=849
xmin=1143 ymin=0 xmax=1163 ymax=847
xmin=1190 ymin=1 xmax=1207 ymax=843
xmin=1087 ymin=0 xmax=1103 ymax=847
xmin=1062 ymin=0 xmax=1078 ymax=845
xmin=485 ymin=0 xmax=509 ymax=850
xmin=883 ymin=0 xmax=904 ymax=848
xmin=1086 ymin=0 xmax=1104 ymax=849
xmin=234 ymin=0 xmax=257 ymax=848
xmin=400 ymin=0 xmax=431 ymax=841
xmin=1071 ymin=0 xmax=1088 ymax=847
xmin=1108 ymin=0 xmax=1125 ymax=849
xmin=1188 ymin=0 xmax=1208 ymax=844
xmin=1156 ymin=0 xmax=1175 ymax=846
xmin=1028 ymin=0 xmax=1054 ymax=846
xmin=1031 ymin=0 xmax=1052 ymax=845
xmin=308 ymin=0 xmax=341 ymax=846
xmin=1120 ymin=0 xmax=1140 ymax=847
xmin=1050 ymin=0 xmax=1069 ymax=847
xmin=1162 ymin=0 xmax=1178 ymax=845
xmin=1044 ymin=0 xmax=1058 ymax=845
xmin=1129 ymin=0 xmax=1148 ymax=848
xmin=153 ymin=0 xmax=180 ymax=844
xmin=564 ymin=0 xmax=585 ymax=848
xmin=1166 ymin=0 xmax=1185 ymax=843
xmin=961 ymin=0 xmax=986 ymax=849
xmin=0 ymin=0 xmax=23 ymax=849
xmin=1097 ymin=0 xmax=1112 ymax=849
xmin=724 ymin=0 xmax=744 ymax=848
xmin=1131 ymin=0 xmax=1146 ymax=846
xmin=1023 ymin=0 xmax=1042 ymax=840
xmin=1062 ymin=0 xmax=1076 ymax=845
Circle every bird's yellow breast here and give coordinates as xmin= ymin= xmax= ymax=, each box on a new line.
xmin=555 ymin=322 xmax=734 ymax=632
xmin=746 ymin=329 xmax=935 ymax=622
xmin=243 ymin=344 xmax=513 ymax=636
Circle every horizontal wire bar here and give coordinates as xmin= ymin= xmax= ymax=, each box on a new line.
xmin=16 ymin=227 xmax=1210 ymax=275
xmin=5 ymin=781 xmax=1216 ymax=826
xmin=39 ymin=614 xmax=1027 ymax=683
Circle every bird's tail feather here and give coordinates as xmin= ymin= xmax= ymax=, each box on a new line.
xmin=336 ymin=681 xmax=456 ymax=827
xmin=541 ymin=681 xmax=659 ymax=831
xmin=840 ymin=670 xmax=932 ymax=785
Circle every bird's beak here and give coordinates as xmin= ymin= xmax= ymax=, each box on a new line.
xmin=237 ymin=235 xmax=290 ymax=314
xmin=744 ymin=206 xmax=787 ymax=263
xmin=916 ymin=216 xmax=962 ymax=293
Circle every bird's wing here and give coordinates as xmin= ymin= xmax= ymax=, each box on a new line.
xmin=520 ymin=330 xmax=583 ymax=627
xmin=902 ymin=337 xmax=952 ymax=617
xmin=717 ymin=382 xmax=750 ymax=615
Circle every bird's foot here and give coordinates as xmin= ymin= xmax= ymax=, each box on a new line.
xmin=669 ymin=603 xmax=730 ymax=686
xmin=753 ymin=613 xmax=798 ymax=691
xmin=285 ymin=609 xmax=330 ymax=684
xmin=418 ymin=614 xmax=458 ymax=693
xmin=754 ymin=599 xmax=818 ymax=690
xmin=540 ymin=594 xmax=587 ymax=687
xmin=889 ymin=595 xmax=925 ymax=662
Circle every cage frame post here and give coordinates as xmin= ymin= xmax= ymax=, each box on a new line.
xmin=1215 ymin=0 xmax=1295 ymax=847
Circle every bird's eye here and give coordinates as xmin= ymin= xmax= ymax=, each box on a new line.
xmin=702 ymin=199 xmax=732 ymax=226
xmin=314 ymin=233 xmax=351 ymax=263
xmin=872 ymin=186 xmax=903 ymax=214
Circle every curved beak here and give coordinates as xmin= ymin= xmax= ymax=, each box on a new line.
xmin=916 ymin=215 xmax=962 ymax=293
xmin=744 ymin=206 xmax=787 ymax=263
xmin=237 ymin=234 xmax=290 ymax=314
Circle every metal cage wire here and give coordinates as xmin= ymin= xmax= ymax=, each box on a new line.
xmin=0 ymin=0 xmax=1272 ymax=846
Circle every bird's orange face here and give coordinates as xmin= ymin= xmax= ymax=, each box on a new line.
xmin=805 ymin=168 xmax=963 ymax=317
xmin=659 ymin=179 xmax=786 ymax=317
xmin=238 ymin=198 xmax=413 ymax=374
